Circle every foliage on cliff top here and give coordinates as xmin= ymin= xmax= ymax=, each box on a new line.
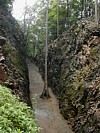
xmin=0 ymin=85 xmax=39 ymax=133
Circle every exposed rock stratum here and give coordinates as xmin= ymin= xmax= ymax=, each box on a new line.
xmin=37 ymin=18 xmax=100 ymax=133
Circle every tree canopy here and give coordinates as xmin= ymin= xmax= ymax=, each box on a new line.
xmin=18 ymin=0 xmax=100 ymax=57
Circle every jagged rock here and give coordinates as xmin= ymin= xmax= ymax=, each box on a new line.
xmin=0 ymin=8 xmax=31 ymax=105
xmin=37 ymin=19 xmax=100 ymax=133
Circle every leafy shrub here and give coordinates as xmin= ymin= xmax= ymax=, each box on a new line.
xmin=0 ymin=85 xmax=39 ymax=133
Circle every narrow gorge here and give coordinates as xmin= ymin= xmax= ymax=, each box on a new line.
xmin=0 ymin=6 xmax=38 ymax=132
xmin=0 ymin=1 xmax=100 ymax=133
xmin=0 ymin=7 xmax=30 ymax=104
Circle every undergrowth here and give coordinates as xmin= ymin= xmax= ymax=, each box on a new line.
xmin=0 ymin=85 xmax=39 ymax=133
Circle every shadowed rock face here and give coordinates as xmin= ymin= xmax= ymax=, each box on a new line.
xmin=0 ymin=36 xmax=6 ymax=45
xmin=0 ymin=8 xmax=31 ymax=105
xmin=37 ymin=19 xmax=100 ymax=133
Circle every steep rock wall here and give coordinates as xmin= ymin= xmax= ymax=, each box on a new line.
xmin=0 ymin=8 xmax=30 ymax=105
xmin=37 ymin=19 xmax=100 ymax=133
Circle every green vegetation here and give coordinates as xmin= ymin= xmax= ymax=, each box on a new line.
xmin=20 ymin=0 xmax=94 ymax=57
xmin=4 ymin=43 xmax=24 ymax=76
xmin=0 ymin=85 xmax=39 ymax=133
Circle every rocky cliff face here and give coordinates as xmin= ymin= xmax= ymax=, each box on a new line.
xmin=37 ymin=18 xmax=100 ymax=133
xmin=0 ymin=8 xmax=30 ymax=105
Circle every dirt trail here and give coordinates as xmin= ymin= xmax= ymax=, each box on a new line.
xmin=28 ymin=61 xmax=74 ymax=133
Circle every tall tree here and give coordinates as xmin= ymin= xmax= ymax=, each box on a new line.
xmin=40 ymin=0 xmax=51 ymax=98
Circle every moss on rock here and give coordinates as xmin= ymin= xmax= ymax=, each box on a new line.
xmin=37 ymin=19 xmax=100 ymax=133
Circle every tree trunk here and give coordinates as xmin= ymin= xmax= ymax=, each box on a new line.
xmin=95 ymin=0 xmax=98 ymax=26
xmin=40 ymin=0 xmax=51 ymax=99
xmin=81 ymin=0 xmax=84 ymax=18
xmin=23 ymin=0 xmax=27 ymax=34
xmin=32 ymin=42 xmax=35 ymax=57
xmin=98 ymin=1 xmax=100 ymax=23
xmin=57 ymin=4 xmax=59 ymax=38
xmin=84 ymin=0 xmax=87 ymax=18
xmin=66 ymin=0 xmax=69 ymax=28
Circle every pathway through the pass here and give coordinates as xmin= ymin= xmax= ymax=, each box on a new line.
xmin=28 ymin=61 xmax=74 ymax=133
